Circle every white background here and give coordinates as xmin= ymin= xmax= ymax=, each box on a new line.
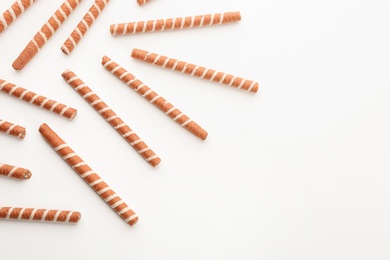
xmin=1 ymin=0 xmax=390 ymax=259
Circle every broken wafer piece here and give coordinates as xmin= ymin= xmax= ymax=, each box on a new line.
xmin=0 ymin=0 xmax=36 ymax=33
xmin=12 ymin=0 xmax=81 ymax=70
xmin=0 ymin=79 xmax=77 ymax=120
xmin=61 ymin=69 xmax=160 ymax=167
xmin=0 ymin=163 xmax=31 ymax=180
xmin=102 ymin=55 xmax=208 ymax=140
xmin=131 ymin=48 xmax=259 ymax=93
xmin=0 ymin=119 xmax=26 ymax=139
xmin=110 ymin=11 xmax=240 ymax=36
xmin=0 ymin=207 xmax=80 ymax=223
xmin=39 ymin=123 xmax=138 ymax=226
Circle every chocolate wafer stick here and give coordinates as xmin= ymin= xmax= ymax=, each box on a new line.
xmin=0 ymin=79 xmax=77 ymax=120
xmin=0 ymin=163 xmax=31 ymax=179
xmin=102 ymin=56 xmax=208 ymax=140
xmin=137 ymin=0 xmax=149 ymax=6
xmin=110 ymin=11 xmax=240 ymax=36
xmin=0 ymin=119 xmax=26 ymax=139
xmin=0 ymin=207 xmax=80 ymax=223
xmin=39 ymin=123 xmax=138 ymax=226
xmin=12 ymin=0 xmax=81 ymax=70
xmin=131 ymin=48 xmax=259 ymax=93
xmin=0 ymin=0 xmax=36 ymax=33
xmin=61 ymin=0 xmax=109 ymax=55
xmin=61 ymin=70 xmax=160 ymax=167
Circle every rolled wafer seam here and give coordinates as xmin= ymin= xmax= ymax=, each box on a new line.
xmin=0 ymin=79 xmax=77 ymax=119
xmin=0 ymin=0 xmax=36 ymax=33
xmin=61 ymin=69 xmax=161 ymax=167
xmin=0 ymin=119 xmax=26 ymax=139
xmin=0 ymin=207 xmax=80 ymax=223
xmin=131 ymin=48 xmax=259 ymax=93
xmin=38 ymin=123 xmax=138 ymax=226
xmin=0 ymin=163 xmax=31 ymax=180
xmin=102 ymin=55 xmax=208 ymax=140
xmin=136 ymin=0 xmax=149 ymax=6
xmin=12 ymin=0 xmax=81 ymax=70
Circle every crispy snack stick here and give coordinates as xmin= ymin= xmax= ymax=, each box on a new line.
xmin=39 ymin=123 xmax=139 ymax=226
xmin=0 ymin=163 xmax=31 ymax=179
xmin=0 ymin=79 xmax=77 ymax=120
xmin=0 ymin=0 xmax=36 ymax=33
xmin=61 ymin=0 xmax=109 ymax=55
xmin=0 ymin=119 xmax=26 ymax=139
xmin=102 ymin=56 xmax=208 ymax=140
xmin=110 ymin=11 xmax=241 ymax=36
xmin=0 ymin=207 xmax=80 ymax=223
xmin=61 ymin=70 xmax=160 ymax=167
xmin=12 ymin=0 xmax=81 ymax=70
xmin=136 ymin=0 xmax=149 ymax=6
xmin=131 ymin=48 xmax=259 ymax=93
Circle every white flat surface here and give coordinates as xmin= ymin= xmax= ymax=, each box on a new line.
xmin=1 ymin=0 xmax=390 ymax=259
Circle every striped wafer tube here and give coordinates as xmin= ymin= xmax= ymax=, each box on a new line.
xmin=0 ymin=163 xmax=31 ymax=179
xmin=0 ymin=79 xmax=77 ymax=120
xmin=61 ymin=70 xmax=160 ymax=167
xmin=110 ymin=11 xmax=241 ymax=36
xmin=0 ymin=119 xmax=26 ymax=139
xmin=12 ymin=0 xmax=81 ymax=70
xmin=137 ymin=0 xmax=149 ymax=6
xmin=0 ymin=207 xmax=80 ymax=223
xmin=61 ymin=0 xmax=109 ymax=55
xmin=102 ymin=56 xmax=208 ymax=140
xmin=39 ymin=123 xmax=139 ymax=226
xmin=0 ymin=0 xmax=36 ymax=33
xmin=131 ymin=48 xmax=259 ymax=93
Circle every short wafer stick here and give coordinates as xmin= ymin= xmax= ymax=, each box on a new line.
xmin=102 ymin=56 xmax=208 ymax=140
xmin=137 ymin=0 xmax=149 ymax=6
xmin=110 ymin=11 xmax=241 ymax=36
xmin=61 ymin=70 xmax=160 ymax=167
xmin=131 ymin=48 xmax=259 ymax=93
xmin=0 ymin=163 xmax=31 ymax=180
xmin=0 ymin=119 xmax=26 ymax=139
xmin=12 ymin=0 xmax=81 ymax=70
xmin=0 ymin=207 xmax=80 ymax=223
xmin=61 ymin=0 xmax=109 ymax=55
xmin=39 ymin=123 xmax=139 ymax=226
xmin=0 ymin=0 xmax=36 ymax=33
xmin=0 ymin=79 xmax=77 ymax=120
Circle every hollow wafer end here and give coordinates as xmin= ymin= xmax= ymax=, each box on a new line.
xmin=23 ymin=170 xmax=32 ymax=179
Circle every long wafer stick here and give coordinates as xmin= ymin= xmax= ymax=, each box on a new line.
xmin=102 ymin=56 xmax=208 ymax=140
xmin=12 ymin=0 xmax=81 ymax=70
xmin=39 ymin=123 xmax=138 ymax=226
xmin=0 ymin=79 xmax=77 ymax=120
xmin=0 ymin=119 xmax=26 ymax=139
xmin=0 ymin=163 xmax=31 ymax=179
xmin=61 ymin=0 xmax=109 ymax=55
xmin=0 ymin=207 xmax=80 ymax=223
xmin=131 ymin=48 xmax=259 ymax=93
xmin=137 ymin=0 xmax=149 ymax=6
xmin=61 ymin=70 xmax=160 ymax=167
xmin=110 ymin=11 xmax=241 ymax=36
xmin=0 ymin=0 xmax=36 ymax=33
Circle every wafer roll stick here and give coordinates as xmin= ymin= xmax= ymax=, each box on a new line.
xmin=131 ymin=48 xmax=259 ymax=93
xmin=137 ymin=0 xmax=149 ymax=6
xmin=12 ymin=0 xmax=81 ymax=70
xmin=0 ymin=119 xmax=26 ymax=139
xmin=102 ymin=56 xmax=208 ymax=140
xmin=0 ymin=0 xmax=36 ymax=33
xmin=110 ymin=11 xmax=241 ymax=36
xmin=0 ymin=163 xmax=31 ymax=179
xmin=39 ymin=123 xmax=139 ymax=226
xmin=0 ymin=79 xmax=77 ymax=120
xmin=61 ymin=0 xmax=109 ymax=55
xmin=0 ymin=207 xmax=80 ymax=223
xmin=61 ymin=70 xmax=160 ymax=167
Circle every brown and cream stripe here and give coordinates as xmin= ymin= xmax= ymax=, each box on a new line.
xmin=102 ymin=56 xmax=208 ymax=140
xmin=39 ymin=123 xmax=138 ymax=226
xmin=0 ymin=207 xmax=80 ymax=223
xmin=0 ymin=119 xmax=26 ymax=139
xmin=61 ymin=70 xmax=160 ymax=167
xmin=110 ymin=11 xmax=241 ymax=36
xmin=131 ymin=48 xmax=259 ymax=93
xmin=12 ymin=0 xmax=81 ymax=70
xmin=61 ymin=0 xmax=109 ymax=55
xmin=0 ymin=0 xmax=36 ymax=33
xmin=0 ymin=79 xmax=77 ymax=120
xmin=0 ymin=163 xmax=31 ymax=180
xmin=137 ymin=0 xmax=149 ymax=6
